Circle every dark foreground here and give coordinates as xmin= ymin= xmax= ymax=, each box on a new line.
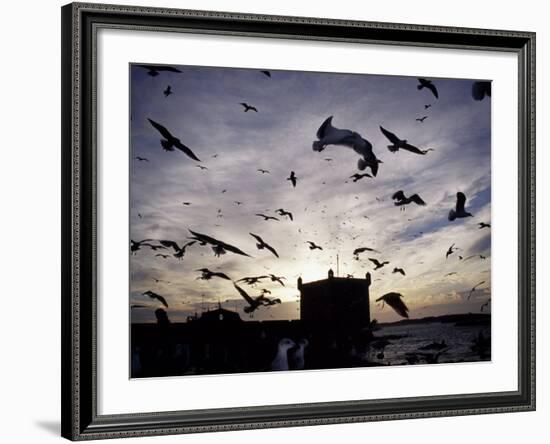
xmin=131 ymin=313 xmax=490 ymax=378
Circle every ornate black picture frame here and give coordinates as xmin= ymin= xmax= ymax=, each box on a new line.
xmin=61 ymin=2 xmax=535 ymax=440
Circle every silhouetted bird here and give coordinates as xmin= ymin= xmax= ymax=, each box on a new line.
xmin=376 ymin=292 xmax=409 ymax=318
xmin=392 ymin=190 xmax=426 ymax=207
xmin=196 ymin=268 xmax=231 ymax=281
xmin=240 ymin=102 xmax=258 ymax=112
xmin=137 ymin=64 xmax=182 ymax=76
xmin=233 ymin=283 xmax=280 ymax=314
xmin=349 ymin=173 xmax=372 ymax=182
xmin=424 ymin=104 xmax=432 ymax=109
xmin=468 ymin=281 xmax=486 ymax=300
xmin=472 ymin=81 xmax=491 ymax=101
xmin=159 ymin=240 xmax=196 ymax=259
xmin=258 ymin=169 xmax=270 ymax=174
xmin=306 ymin=241 xmax=323 ymax=251
xmin=446 ymin=243 xmax=457 ymax=259
xmin=237 ymin=276 xmax=268 ymax=286
xmin=393 ymin=267 xmax=406 ymax=276
xmin=275 ymin=209 xmax=293 ymax=221
xmin=416 ymin=116 xmax=428 ymax=122
xmin=369 ymin=258 xmax=389 ymax=270
xmin=380 ymin=126 xmax=430 ymax=155
xmin=195 ymin=164 xmax=208 ymax=170
xmin=353 ymin=247 xmax=379 ymax=259
xmin=130 ymin=239 xmax=154 ymax=253
xmin=155 ymin=254 xmax=169 ymax=259
xmin=287 ymin=171 xmax=297 ymax=187
xmin=188 ymin=229 xmax=251 ymax=257
xmin=147 ymin=118 xmax=201 ymax=161
xmin=134 ymin=156 xmax=149 ymax=162
xmin=142 ymin=290 xmax=168 ymax=307
xmin=163 ymin=85 xmax=172 ymax=97
xmin=255 ymin=213 xmax=280 ymax=222
xmin=182 ymin=202 xmax=191 ymax=206
xmin=445 ymin=272 xmax=458 ymax=277
xmin=312 ymin=116 xmax=382 ymax=176
xmin=260 ymin=70 xmax=271 ymax=78
xmin=481 ymin=298 xmax=491 ymax=312
xmin=417 ymin=78 xmax=439 ymax=98
xmin=449 ymin=192 xmax=473 ymax=221
xmin=268 ymin=274 xmax=286 ymax=286
xmin=478 ymin=222 xmax=491 ymax=229
xmin=250 ymin=233 xmax=279 ymax=258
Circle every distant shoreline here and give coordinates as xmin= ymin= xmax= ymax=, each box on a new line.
xmin=131 ymin=312 xmax=490 ymax=327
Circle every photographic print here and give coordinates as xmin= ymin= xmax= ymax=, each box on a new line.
xmin=129 ymin=64 xmax=492 ymax=378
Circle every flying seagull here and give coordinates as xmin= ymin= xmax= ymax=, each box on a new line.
xmin=195 ymin=164 xmax=208 ymax=170
xmin=233 ymin=284 xmax=282 ymax=314
xmin=424 ymin=104 xmax=432 ymax=109
xmin=449 ymin=192 xmax=473 ymax=221
xmin=380 ymin=126 xmax=430 ymax=155
xmin=163 ymin=85 xmax=172 ymax=97
xmin=257 ymin=169 xmax=270 ymax=174
xmin=312 ymin=116 xmax=382 ymax=176
xmin=417 ymin=78 xmax=439 ymax=99
xmin=478 ymin=222 xmax=491 ymax=229
xmin=237 ymin=276 xmax=268 ymax=286
xmin=188 ymin=229 xmax=251 ymax=257
xmin=275 ymin=208 xmax=293 ymax=221
xmin=349 ymin=173 xmax=372 ymax=182
xmin=416 ymin=116 xmax=428 ymax=123
xmin=268 ymin=274 xmax=286 ymax=286
xmin=142 ymin=290 xmax=168 ymax=307
xmin=287 ymin=171 xmax=297 ymax=187
xmin=468 ymin=281 xmax=486 ymax=300
xmin=369 ymin=258 xmax=389 ymax=270
xmin=260 ymin=70 xmax=271 ymax=78
xmin=392 ymin=190 xmax=426 ymax=207
xmin=376 ymin=292 xmax=409 ymax=318
xmin=196 ymin=268 xmax=231 ymax=281
xmin=250 ymin=233 xmax=279 ymax=258
xmin=134 ymin=156 xmax=149 ymax=162
xmin=306 ymin=241 xmax=323 ymax=251
xmin=158 ymin=240 xmax=196 ymax=259
xmin=353 ymin=247 xmax=380 ymax=258
xmin=255 ymin=213 xmax=280 ymax=222
xmin=392 ymin=267 xmax=406 ymax=276
xmin=472 ymin=81 xmax=491 ymax=101
xmin=155 ymin=253 xmax=170 ymax=259
xmin=137 ymin=64 xmax=182 ymax=77
xmin=130 ymin=239 xmax=154 ymax=254
xmin=240 ymin=102 xmax=258 ymax=112
xmin=445 ymin=272 xmax=458 ymax=277
xmin=147 ymin=118 xmax=201 ymax=161
xmin=446 ymin=243 xmax=457 ymax=259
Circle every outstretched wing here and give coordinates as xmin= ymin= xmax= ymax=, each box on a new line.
xmin=189 ymin=230 xmax=251 ymax=257
xmin=233 ymin=283 xmax=255 ymax=306
xmin=316 ymin=116 xmax=334 ymax=139
xmin=401 ymin=143 xmax=426 ymax=155
xmin=427 ymin=83 xmax=439 ymax=99
xmin=410 ymin=194 xmax=426 ymax=205
xmin=173 ymin=140 xmax=201 ymax=162
xmin=368 ymin=258 xmax=381 ymax=267
xmin=456 ymin=192 xmax=467 ymax=213
xmin=143 ymin=290 xmax=169 ymax=307
xmin=159 ymin=240 xmax=180 ymax=252
xmin=392 ymin=190 xmax=406 ymax=201
xmin=249 ymin=233 xmax=263 ymax=244
xmin=384 ymin=293 xmax=409 ymax=318
xmin=213 ymin=272 xmax=232 ymax=281
xmin=148 ymin=118 xmax=174 ymax=140
xmin=379 ymin=126 xmax=400 ymax=144
xmin=264 ymin=243 xmax=279 ymax=258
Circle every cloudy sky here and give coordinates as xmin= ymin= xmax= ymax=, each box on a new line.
xmin=129 ymin=63 xmax=491 ymax=324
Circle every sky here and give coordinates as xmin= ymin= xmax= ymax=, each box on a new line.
xmin=129 ymin=63 xmax=492 ymax=324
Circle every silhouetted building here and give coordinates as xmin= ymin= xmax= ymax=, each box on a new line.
xmin=198 ymin=304 xmax=243 ymax=324
xmin=298 ymin=269 xmax=371 ymax=330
